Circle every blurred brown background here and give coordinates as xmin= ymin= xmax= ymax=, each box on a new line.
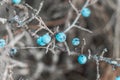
xmin=0 ymin=0 xmax=120 ymax=80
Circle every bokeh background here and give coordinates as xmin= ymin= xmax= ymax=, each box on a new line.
xmin=0 ymin=0 xmax=120 ymax=80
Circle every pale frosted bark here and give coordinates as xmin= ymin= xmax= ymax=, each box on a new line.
xmin=113 ymin=0 xmax=120 ymax=58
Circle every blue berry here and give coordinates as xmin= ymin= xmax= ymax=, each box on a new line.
xmin=36 ymin=33 xmax=51 ymax=46
xmin=10 ymin=48 xmax=17 ymax=56
xmin=55 ymin=32 xmax=66 ymax=42
xmin=116 ymin=76 xmax=120 ymax=80
xmin=0 ymin=39 xmax=6 ymax=48
xmin=42 ymin=33 xmax=51 ymax=44
xmin=72 ymin=38 xmax=80 ymax=46
xmin=81 ymin=7 xmax=91 ymax=17
xmin=37 ymin=36 xmax=46 ymax=46
xmin=12 ymin=0 xmax=21 ymax=4
xmin=78 ymin=54 xmax=87 ymax=64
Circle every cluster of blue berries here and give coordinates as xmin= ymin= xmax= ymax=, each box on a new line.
xmin=37 ymin=33 xmax=51 ymax=46
xmin=36 ymin=32 xmax=81 ymax=47
xmin=5 ymin=1 xmax=120 ymax=79
xmin=36 ymin=32 xmax=67 ymax=46
xmin=36 ymin=32 xmax=86 ymax=65
xmin=81 ymin=7 xmax=91 ymax=17
xmin=10 ymin=0 xmax=89 ymax=66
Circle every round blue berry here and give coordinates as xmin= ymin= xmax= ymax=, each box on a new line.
xmin=78 ymin=54 xmax=87 ymax=64
xmin=42 ymin=33 xmax=51 ymax=44
xmin=36 ymin=33 xmax=51 ymax=46
xmin=72 ymin=38 xmax=80 ymax=46
xmin=37 ymin=36 xmax=46 ymax=46
xmin=116 ymin=76 xmax=120 ymax=80
xmin=12 ymin=0 xmax=21 ymax=4
xmin=0 ymin=39 xmax=6 ymax=48
xmin=55 ymin=32 xmax=66 ymax=42
xmin=10 ymin=48 xmax=17 ymax=55
xmin=81 ymin=7 xmax=91 ymax=17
